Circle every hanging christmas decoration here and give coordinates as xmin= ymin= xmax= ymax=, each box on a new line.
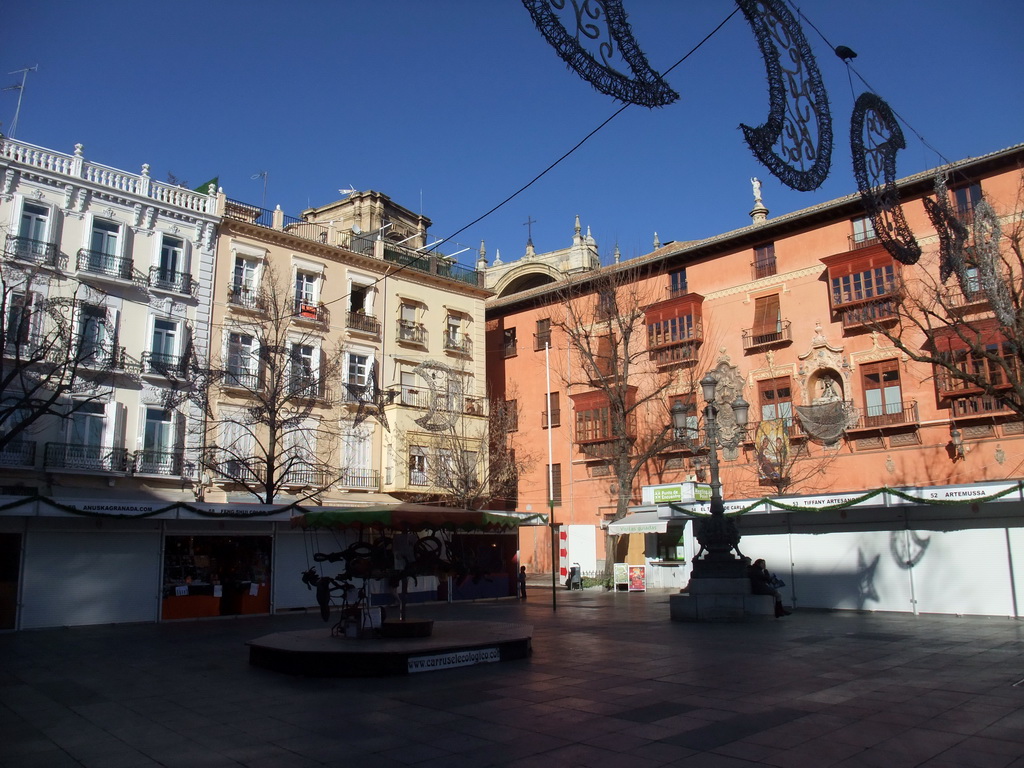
xmin=521 ymin=0 xmax=678 ymax=107
xmin=412 ymin=360 xmax=460 ymax=432
xmin=347 ymin=359 xmax=394 ymax=431
xmin=736 ymin=0 xmax=833 ymax=191
xmin=923 ymin=175 xmax=970 ymax=283
xmin=851 ymin=92 xmax=921 ymax=265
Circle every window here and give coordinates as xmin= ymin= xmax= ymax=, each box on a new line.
xmin=648 ymin=313 xmax=696 ymax=348
xmin=400 ymin=370 xmax=419 ymax=406
xmin=140 ymin=408 xmax=177 ymax=474
xmin=226 ymin=333 xmax=257 ymax=388
xmin=671 ymin=395 xmax=698 ymax=442
xmin=290 ymin=344 xmax=317 ymax=396
xmin=753 ymin=243 xmax=776 ymax=279
xmin=852 ymin=216 xmax=876 ymax=244
xmin=597 ymin=288 xmax=616 ymax=320
xmin=669 ymin=269 xmax=687 ymax=297
xmin=159 ymin=236 xmax=184 ymax=277
xmin=503 ymin=327 xmax=517 ymax=357
xmin=543 ymin=392 xmax=560 ymax=428
xmin=830 ymin=263 xmax=896 ymax=306
xmin=77 ymin=304 xmax=109 ymax=362
xmin=953 ymin=183 xmax=982 ymax=217
xmin=347 ymin=353 xmax=369 ymax=388
xmin=233 ymin=257 xmax=258 ymax=291
xmin=409 ymin=446 xmax=428 ymax=486
xmin=656 ymin=530 xmax=686 ymax=562
xmin=149 ymin=319 xmax=179 ymax=374
xmin=862 ymin=360 xmax=904 ymax=425
xmin=84 ymin=219 xmax=123 ymax=277
xmin=534 ymin=318 xmax=551 ymax=350
xmin=340 ymin=423 xmax=374 ymax=487
xmin=575 ymin=406 xmax=612 ymax=443
xmin=398 ymin=303 xmax=422 ymax=343
xmin=751 ymin=295 xmax=782 ymax=344
xmin=758 ymin=378 xmax=793 ymax=426
xmin=501 ymin=399 xmax=519 ymax=432
xmin=219 ymin=414 xmax=255 ymax=481
xmin=14 ymin=202 xmax=52 ymax=262
xmin=71 ymin=402 xmax=105 ymax=448
xmin=546 ymin=463 xmax=562 ymax=506
xmin=5 ymin=292 xmax=36 ymax=350
xmin=446 ymin=315 xmax=461 ymax=344
xmin=90 ymin=219 xmax=119 ymax=256
xmin=349 ymin=283 xmax=369 ymax=314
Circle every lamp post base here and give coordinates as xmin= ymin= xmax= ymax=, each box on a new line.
xmin=690 ymin=554 xmax=749 ymax=580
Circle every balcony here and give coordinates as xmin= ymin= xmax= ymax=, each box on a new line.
xmin=398 ymin=320 xmax=427 ymax=346
xmin=0 ymin=440 xmax=36 ymax=468
xmin=338 ymin=469 xmax=380 ymax=490
xmin=944 ymin=286 xmax=990 ymax=314
xmin=345 ymin=311 xmax=379 ymax=336
xmin=578 ymin=437 xmax=630 ymax=459
xmin=838 ymin=298 xmax=899 ymax=330
xmin=847 ymin=401 xmax=919 ymax=430
xmin=214 ymin=457 xmax=260 ymax=484
xmin=396 ymin=387 xmax=486 ymax=416
xmin=142 ymin=351 xmax=188 ymax=377
xmin=44 ymin=443 xmax=130 ymax=473
xmin=443 ymin=333 xmax=472 ymax=356
xmin=409 ymin=469 xmax=429 ymax=487
xmin=742 ymin=419 xmax=804 ymax=445
xmin=222 ymin=370 xmax=260 ymax=391
xmin=287 ymin=300 xmax=329 ymax=327
xmin=4 ymin=235 xmax=64 ymax=269
xmin=751 ymin=256 xmax=777 ymax=280
xmin=134 ymin=449 xmax=184 ymax=476
xmin=288 ymin=377 xmax=331 ymax=402
xmin=847 ymin=233 xmax=880 ymax=251
xmin=949 ymin=394 xmax=1015 ymax=419
xmin=281 ymin=465 xmax=329 ymax=488
xmin=79 ymin=344 xmax=140 ymax=375
xmin=149 ymin=267 xmax=197 ymax=297
xmin=742 ymin=320 xmax=792 ymax=351
xmin=76 ymin=250 xmax=145 ymax=287
xmin=227 ymin=284 xmax=267 ymax=313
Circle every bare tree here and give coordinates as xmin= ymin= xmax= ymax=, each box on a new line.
xmin=552 ymin=264 xmax=694 ymax=572
xmin=0 ymin=258 xmax=117 ymax=455
xmin=869 ymin=173 xmax=1024 ymax=418
xmin=200 ymin=264 xmax=346 ymax=504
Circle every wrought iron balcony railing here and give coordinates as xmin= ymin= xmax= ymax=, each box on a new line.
xmin=751 ymin=256 xmax=777 ymax=280
xmin=227 ymin=284 xmax=267 ymax=312
xmin=345 ymin=311 xmax=380 ymax=335
xmin=4 ymin=235 xmax=64 ymax=269
xmin=397 ymin=320 xmax=427 ymax=345
xmin=282 ymin=465 xmax=329 ymax=487
xmin=0 ymin=440 xmax=36 ymax=467
xmin=78 ymin=343 xmax=140 ymax=374
xmin=847 ymin=401 xmax=919 ymax=430
xmin=142 ymin=351 xmax=189 ymax=377
xmin=134 ymin=449 xmax=184 ymax=476
xmin=44 ymin=443 xmax=130 ymax=472
xmin=838 ymin=298 xmax=899 ymax=330
xmin=741 ymin=320 xmax=792 ymax=350
xmin=149 ymin=267 xmax=197 ymax=297
xmin=222 ymin=369 xmax=260 ymax=390
xmin=443 ymin=333 xmax=472 ymax=355
xmin=338 ymin=469 xmax=380 ymax=490
xmin=289 ymin=300 xmax=330 ymax=326
xmin=76 ymin=249 xmax=140 ymax=284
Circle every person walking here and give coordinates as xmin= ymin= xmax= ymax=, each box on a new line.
xmin=518 ymin=566 xmax=527 ymax=600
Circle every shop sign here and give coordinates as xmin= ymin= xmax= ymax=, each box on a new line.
xmin=613 ymin=563 xmax=629 ymax=588
xmin=646 ymin=482 xmax=711 ymax=505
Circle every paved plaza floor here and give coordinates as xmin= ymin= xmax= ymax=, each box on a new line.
xmin=2 ymin=587 xmax=1024 ymax=768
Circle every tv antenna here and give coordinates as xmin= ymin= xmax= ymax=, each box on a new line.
xmin=3 ymin=65 xmax=38 ymax=138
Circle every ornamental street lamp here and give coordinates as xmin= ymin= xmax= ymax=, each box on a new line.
xmin=689 ymin=372 xmax=750 ymax=579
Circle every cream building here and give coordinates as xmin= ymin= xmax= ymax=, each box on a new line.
xmin=0 ymin=135 xmax=218 ymax=500
xmin=205 ymin=189 xmax=490 ymax=505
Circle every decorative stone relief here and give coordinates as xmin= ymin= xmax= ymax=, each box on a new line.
xmin=75 ymin=187 xmax=89 ymax=212
xmin=134 ymin=203 xmax=144 ymax=228
xmin=706 ymin=351 xmax=746 ymax=461
xmin=796 ymin=322 xmax=851 ymax=403
xmin=2 ymin=168 xmax=16 ymax=196
xmin=848 ymin=331 xmax=909 ymax=365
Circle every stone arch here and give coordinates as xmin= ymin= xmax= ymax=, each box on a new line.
xmin=491 ymin=263 xmax=564 ymax=298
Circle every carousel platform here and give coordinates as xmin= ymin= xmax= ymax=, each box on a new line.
xmin=248 ymin=619 xmax=533 ymax=677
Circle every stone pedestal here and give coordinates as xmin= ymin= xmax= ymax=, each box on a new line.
xmin=669 ymin=578 xmax=775 ymax=622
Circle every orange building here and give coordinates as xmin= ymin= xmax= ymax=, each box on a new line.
xmin=486 ymin=143 xmax=1024 ymax=599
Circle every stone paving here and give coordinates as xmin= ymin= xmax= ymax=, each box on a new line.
xmin=2 ymin=587 xmax=1024 ymax=767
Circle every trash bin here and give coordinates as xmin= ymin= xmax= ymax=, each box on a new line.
xmin=569 ymin=564 xmax=583 ymax=590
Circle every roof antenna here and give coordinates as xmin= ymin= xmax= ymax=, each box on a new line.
xmin=3 ymin=65 xmax=38 ymax=138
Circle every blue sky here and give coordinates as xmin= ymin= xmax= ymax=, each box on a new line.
xmin=3 ymin=1 xmax=1022 ymax=269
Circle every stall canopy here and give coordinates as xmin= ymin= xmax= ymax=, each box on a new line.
xmin=607 ymin=510 xmax=673 ymax=535
xmin=291 ymin=503 xmax=547 ymax=532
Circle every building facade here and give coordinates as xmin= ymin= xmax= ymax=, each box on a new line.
xmin=486 ymin=143 xmax=1024 ymax=616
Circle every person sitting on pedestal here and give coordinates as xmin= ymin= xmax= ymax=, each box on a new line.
xmin=749 ymin=558 xmax=790 ymax=617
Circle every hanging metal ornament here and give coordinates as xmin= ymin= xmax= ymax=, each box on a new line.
xmin=521 ymin=0 xmax=678 ymax=107
xmin=922 ymin=174 xmax=969 ymax=283
xmin=347 ymin=359 xmax=394 ymax=431
xmin=736 ymin=0 xmax=832 ymax=191
xmin=971 ymin=200 xmax=1014 ymax=328
xmin=412 ymin=360 xmax=460 ymax=432
xmin=851 ymin=92 xmax=921 ymax=265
